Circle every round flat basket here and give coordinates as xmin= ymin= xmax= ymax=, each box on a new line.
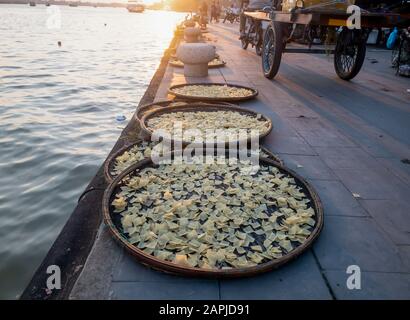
xmin=104 ymin=141 xmax=282 ymax=183
xmin=104 ymin=140 xmax=155 ymax=183
xmin=259 ymin=146 xmax=283 ymax=166
xmin=168 ymin=83 xmax=258 ymax=102
xmin=135 ymin=100 xmax=188 ymax=123
xmin=170 ymin=58 xmax=226 ymax=69
xmin=103 ymin=150 xmax=324 ymax=278
xmin=140 ymin=104 xmax=272 ymax=146
xmin=135 ymin=100 xmax=238 ymax=123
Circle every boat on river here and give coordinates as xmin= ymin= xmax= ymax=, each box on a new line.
xmin=127 ymin=1 xmax=145 ymax=13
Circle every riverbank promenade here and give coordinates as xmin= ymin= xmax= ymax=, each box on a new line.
xmin=67 ymin=22 xmax=410 ymax=300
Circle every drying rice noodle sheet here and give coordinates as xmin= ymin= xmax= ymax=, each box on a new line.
xmin=111 ymin=141 xmax=170 ymax=178
xmin=146 ymin=110 xmax=270 ymax=142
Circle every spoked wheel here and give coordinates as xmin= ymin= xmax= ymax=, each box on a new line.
xmin=334 ymin=28 xmax=367 ymax=81
xmin=262 ymin=23 xmax=283 ymax=79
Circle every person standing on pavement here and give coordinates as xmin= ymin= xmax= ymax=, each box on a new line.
xmin=239 ymin=0 xmax=272 ymax=39
xmin=199 ymin=0 xmax=209 ymax=29
xmin=210 ymin=1 xmax=217 ymax=23
xmin=215 ymin=0 xmax=222 ymax=22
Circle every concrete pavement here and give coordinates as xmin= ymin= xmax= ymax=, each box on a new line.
xmin=69 ymin=22 xmax=410 ymax=300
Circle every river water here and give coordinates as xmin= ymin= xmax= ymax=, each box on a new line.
xmin=0 ymin=4 xmax=184 ymax=299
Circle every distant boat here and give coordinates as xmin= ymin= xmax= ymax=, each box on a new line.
xmin=45 ymin=2 xmax=50 ymax=6
xmin=29 ymin=1 xmax=36 ymax=6
xmin=68 ymin=2 xmax=79 ymax=7
xmin=127 ymin=1 xmax=145 ymax=13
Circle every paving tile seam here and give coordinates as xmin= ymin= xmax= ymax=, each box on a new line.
xmin=110 ymin=280 xmax=219 ymax=283
xmin=308 ymin=94 xmax=408 ymax=160
xmin=322 ymin=214 xmax=370 ymax=218
xmin=320 ymin=269 xmax=410 ymax=275
xmin=290 ymin=53 xmax=409 ymax=108
xmin=311 ymin=249 xmax=336 ymax=300
xmin=272 ymin=73 xmax=409 ymax=159
xmin=373 ymin=158 xmax=410 ymax=187
xmin=375 ymin=155 xmax=408 ymax=160
xmin=352 ymin=197 xmax=392 ymax=201
xmin=285 ymin=116 xmax=320 ymax=120
xmin=271 ymin=151 xmax=320 ymax=156
xmin=317 ymin=158 xmax=408 ymax=203
xmin=290 ymin=115 xmax=363 ymax=155
xmin=324 ymin=211 xmax=408 ymax=252
xmin=357 ymin=203 xmax=409 ymax=246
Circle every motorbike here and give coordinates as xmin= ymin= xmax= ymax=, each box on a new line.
xmin=223 ymin=8 xmax=240 ymax=24
xmin=240 ymin=6 xmax=272 ymax=56
xmin=391 ymin=28 xmax=410 ymax=76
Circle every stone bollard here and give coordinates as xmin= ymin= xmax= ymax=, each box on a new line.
xmin=183 ymin=20 xmax=196 ymax=28
xmin=177 ymin=43 xmax=216 ymax=77
xmin=184 ymin=27 xmax=201 ymax=43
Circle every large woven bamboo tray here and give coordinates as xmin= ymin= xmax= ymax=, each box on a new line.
xmin=135 ymin=100 xmax=237 ymax=123
xmin=104 ymin=141 xmax=283 ymax=183
xmin=168 ymin=83 xmax=258 ymax=102
xmin=102 ymin=150 xmax=324 ymax=278
xmin=139 ymin=104 xmax=272 ymax=147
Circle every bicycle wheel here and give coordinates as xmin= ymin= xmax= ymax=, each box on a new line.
xmin=262 ymin=23 xmax=283 ymax=79
xmin=334 ymin=28 xmax=367 ymax=81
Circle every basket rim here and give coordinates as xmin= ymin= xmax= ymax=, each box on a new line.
xmin=102 ymin=150 xmax=324 ymax=278
xmin=135 ymin=99 xmax=180 ymax=123
xmin=168 ymin=82 xmax=258 ymax=102
xmin=135 ymin=99 xmax=238 ymax=123
xmin=103 ymin=142 xmax=283 ymax=183
xmin=169 ymin=59 xmax=226 ymax=69
xmin=139 ymin=103 xmax=273 ymax=147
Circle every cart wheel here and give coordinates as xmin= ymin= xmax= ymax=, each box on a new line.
xmin=334 ymin=28 xmax=367 ymax=81
xmin=262 ymin=23 xmax=283 ymax=79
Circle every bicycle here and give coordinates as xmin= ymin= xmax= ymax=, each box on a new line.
xmin=241 ymin=7 xmax=271 ymax=56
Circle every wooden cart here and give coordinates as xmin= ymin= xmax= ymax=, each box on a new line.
xmin=245 ymin=9 xmax=409 ymax=80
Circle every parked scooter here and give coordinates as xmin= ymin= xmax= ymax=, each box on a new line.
xmin=223 ymin=8 xmax=239 ymax=24
xmin=391 ymin=27 xmax=410 ymax=77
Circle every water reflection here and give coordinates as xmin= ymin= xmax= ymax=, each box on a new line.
xmin=0 ymin=5 xmax=184 ymax=299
